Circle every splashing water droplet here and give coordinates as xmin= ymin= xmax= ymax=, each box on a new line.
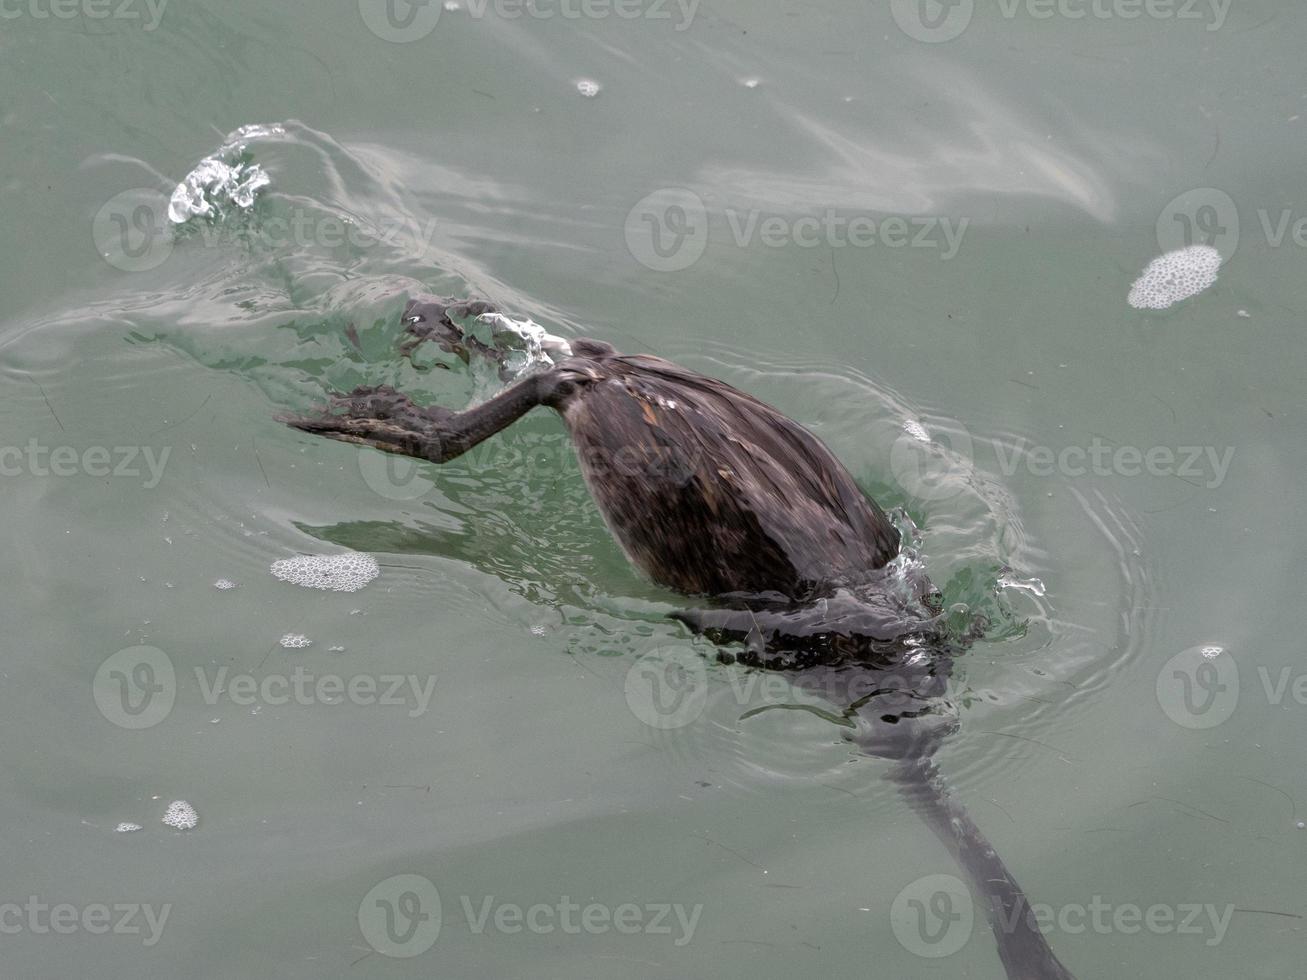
xmin=167 ymin=123 xmax=285 ymax=223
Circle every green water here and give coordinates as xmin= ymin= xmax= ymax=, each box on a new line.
xmin=2 ymin=2 xmax=1305 ymax=978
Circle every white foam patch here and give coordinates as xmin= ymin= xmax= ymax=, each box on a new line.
xmin=1127 ymin=245 xmax=1221 ymax=310
xmin=576 ymin=79 xmax=601 ymax=97
xmin=115 ymin=822 xmax=142 ymax=834
xmin=168 ymin=123 xmax=285 ymax=224
xmin=162 ymin=800 xmax=198 ymax=830
xmin=280 ymin=633 xmax=312 ymax=649
xmin=270 ymin=553 xmax=380 ymax=593
xmin=214 ymin=579 xmax=237 ymax=590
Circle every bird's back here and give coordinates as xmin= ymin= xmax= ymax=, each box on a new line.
xmin=558 ymin=350 xmax=901 ymax=598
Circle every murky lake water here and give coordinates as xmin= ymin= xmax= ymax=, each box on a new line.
xmin=2 ymin=2 xmax=1305 ymax=977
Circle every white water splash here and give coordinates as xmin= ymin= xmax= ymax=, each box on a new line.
xmin=168 ymin=123 xmax=285 ymax=224
xmin=479 ymin=312 xmax=573 ymax=371
xmin=902 ymin=419 xmax=930 ymax=443
xmin=997 ymin=573 xmax=1047 ymax=597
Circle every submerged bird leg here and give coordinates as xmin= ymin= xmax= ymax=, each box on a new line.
xmin=279 ymin=372 xmax=550 ymax=464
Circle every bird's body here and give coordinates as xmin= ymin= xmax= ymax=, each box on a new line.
xmin=281 ymin=296 xmax=1077 ymax=980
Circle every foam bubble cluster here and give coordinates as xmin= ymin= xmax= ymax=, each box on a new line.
xmin=214 ymin=579 xmax=237 ymax=591
xmin=280 ymin=633 xmax=312 ymax=649
xmin=115 ymin=822 xmax=142 ymax=834
xmin=270 ymin=553 xmax=379 ymax=593
xmin=162 ymin=800 xmax=198 ymax=830
xmin=1127 ymin=245 xmax=1221 ymax=310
